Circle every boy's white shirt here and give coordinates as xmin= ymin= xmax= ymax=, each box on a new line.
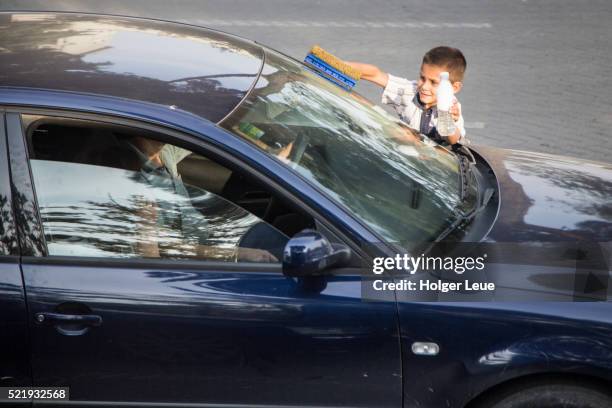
xmin=381 ymin=74 xmax=467 ymax=144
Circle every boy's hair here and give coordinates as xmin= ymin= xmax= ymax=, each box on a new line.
xmin=422 ymin=46 xmax=466 ymax=83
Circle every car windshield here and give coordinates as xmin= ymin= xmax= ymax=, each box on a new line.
xmin=222 ymin=50 xmax=465 ymax=250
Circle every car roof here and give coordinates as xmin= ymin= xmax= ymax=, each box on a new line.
xmin=0 ymin=12 xmax=264 ymax=123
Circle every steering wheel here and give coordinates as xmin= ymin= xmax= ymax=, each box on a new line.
xmin=287 ymin=133 xmax=309 ymax=169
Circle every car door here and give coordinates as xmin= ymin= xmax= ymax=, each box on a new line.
xmin=0 ymin=112 xmax=31 ymax=407
xmin=7 ymin=111 xmax=402 ymax=408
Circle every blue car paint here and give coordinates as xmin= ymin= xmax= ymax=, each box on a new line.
xmin=397 ymin=302 xmax=612 ymax=407
xmin=21 ymin=260 xmax=401 ymax=406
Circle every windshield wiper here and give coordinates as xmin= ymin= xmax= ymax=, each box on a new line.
xmin=457 ymin=155 xmax=471 ymax=202
xmin=433 ymin=155 xmax=494 ymax=243
xmin=434 ymin=207 xmax=475 ymax=243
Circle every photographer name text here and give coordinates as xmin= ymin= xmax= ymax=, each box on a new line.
xmin=372 ymin=279 xmax=495 ymax=292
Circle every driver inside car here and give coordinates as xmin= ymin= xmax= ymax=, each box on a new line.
xmin=116 ymin=135 xmax=279 ymax=263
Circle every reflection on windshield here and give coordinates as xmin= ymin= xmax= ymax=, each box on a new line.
xmin=222 ymin=50 xmax=462 ymax=249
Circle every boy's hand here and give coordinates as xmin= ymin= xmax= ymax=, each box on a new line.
xmin=450 ymin=98 xmax=461 ymax=122
xmin=391 ymin=126 xmax=421 ymax=144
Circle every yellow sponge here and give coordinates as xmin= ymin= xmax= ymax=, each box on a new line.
xmin=309 ymin=45 xmax=362 ymax=80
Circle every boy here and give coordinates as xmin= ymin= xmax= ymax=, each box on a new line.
xmin=346 ymin=46 xmax=467 ymax=145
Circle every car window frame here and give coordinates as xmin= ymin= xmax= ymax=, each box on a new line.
xmin=0 ymin=111 xmax=20 ymax=257
xmin=6 ymin=108 xmax=366 ymax=272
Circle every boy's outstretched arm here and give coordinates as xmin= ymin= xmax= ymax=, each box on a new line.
xmin=344 ymin=61 xmax=389 ymax=88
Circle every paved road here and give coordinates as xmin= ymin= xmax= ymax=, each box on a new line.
xmin=2 ymin=0 xmax=611 ymax=162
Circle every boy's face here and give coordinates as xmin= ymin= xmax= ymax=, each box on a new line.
xmin=417 ymin=63 xmax=462 ymax=108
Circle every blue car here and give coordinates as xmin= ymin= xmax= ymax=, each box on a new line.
xmin=0 ymin=12 xmax=611 ymax=408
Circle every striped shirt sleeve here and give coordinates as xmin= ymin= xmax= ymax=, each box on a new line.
xmin=381 ymin=74 xmax=417 ymax=116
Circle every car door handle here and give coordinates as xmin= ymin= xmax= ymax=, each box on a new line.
xmin=35 ymin=312 xmax=102 ymax=327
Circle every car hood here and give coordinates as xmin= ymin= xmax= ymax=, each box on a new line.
xmin=473 ymin=146 xmax=612 ymax=242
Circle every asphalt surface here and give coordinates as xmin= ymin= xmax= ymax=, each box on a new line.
xmin=2 ymin=0 xmax=611 ymax=162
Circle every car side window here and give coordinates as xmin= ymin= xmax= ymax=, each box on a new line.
xmin=25 ymin=116 xmax=299 ymax=263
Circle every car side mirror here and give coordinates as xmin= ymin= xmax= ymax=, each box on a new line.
xmin=282 ymin=229 xmax=351 ymax=277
